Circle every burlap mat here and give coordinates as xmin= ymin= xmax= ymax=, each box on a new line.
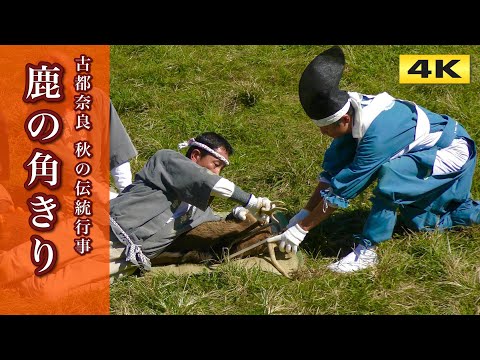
xmin=147 ymin=249 xmax=303 ymax=277
xmin=146 ymin=212 xmax=301 ymax=277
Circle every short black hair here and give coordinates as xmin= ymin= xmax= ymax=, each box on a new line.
xmin=332 ymin=103 xmax=355 ymax=127
xmin=185 ymin=132 xmax=234 ymax=159
xmin=347 ymin=103 xmax=355 ymax=117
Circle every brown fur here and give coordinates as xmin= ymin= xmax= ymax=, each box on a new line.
xmin=150 ymin=212 xmax=273 ymax=266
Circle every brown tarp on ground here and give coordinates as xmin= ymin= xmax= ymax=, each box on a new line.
xmin=147 ymin=249 xmax=303 ymax=277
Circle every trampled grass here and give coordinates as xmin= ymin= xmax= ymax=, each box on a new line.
xmin=110 ymin=45 xmax=480 ymax=315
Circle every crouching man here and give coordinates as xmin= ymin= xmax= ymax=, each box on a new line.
xmin=110 ymin=132 xmax=275 ymax=281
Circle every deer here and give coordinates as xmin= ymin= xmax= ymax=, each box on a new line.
xmin=150 ymin=203 xmax=292 ymax=278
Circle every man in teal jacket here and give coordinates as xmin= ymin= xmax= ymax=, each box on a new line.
xmin=269 ymin=46 xmax=480 ymax=273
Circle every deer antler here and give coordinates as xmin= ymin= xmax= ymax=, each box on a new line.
xmin=257 ymin=200 xmax=288 ymax=225
xmin=227 ymin=201 xmax=292 ymax=278
xmin=268 ymin=242 xmax=291 ymax=278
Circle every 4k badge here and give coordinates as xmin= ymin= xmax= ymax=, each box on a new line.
xmin=399 ymin=55 xmax=470 ymax=84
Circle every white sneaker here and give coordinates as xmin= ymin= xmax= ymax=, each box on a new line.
xmin=327 ymin=244 xmax=378 ymax=273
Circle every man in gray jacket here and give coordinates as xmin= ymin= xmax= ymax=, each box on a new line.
xmin=110 ymin=131 xmax=273 ymax=281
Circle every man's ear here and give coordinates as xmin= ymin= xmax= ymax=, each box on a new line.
xmin=190 ymin=148 xmax=202 ymax=163
xmin=341 ymin=113 xmax=352 ymax=126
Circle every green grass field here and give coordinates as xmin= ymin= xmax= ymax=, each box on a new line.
xmin=109 ymin=45 xmax=480 ymax=315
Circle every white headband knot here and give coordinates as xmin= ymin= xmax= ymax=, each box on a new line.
xmin=178 ymin=138 xmax=230 ymax=166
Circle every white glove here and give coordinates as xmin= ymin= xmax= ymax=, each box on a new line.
xmin=267 ymin=224 xmax=308 ymax=254
xmin=232 ymin=206 xmax=249 ymax=221
xmin=245 ymin=194 xmax=272 ymax=212
xmin=287 ymin=209 xmax=311 ymax=227
xmin=245 ymin=195 xmax=272 ymax=223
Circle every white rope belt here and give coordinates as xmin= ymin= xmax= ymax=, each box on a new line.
xmin=110 ymin=216 xmax=151 ymax=271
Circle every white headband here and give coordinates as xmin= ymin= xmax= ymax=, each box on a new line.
xmin=178 ymin=138 xmax=230 ymax=166
xmin=312 ymin=99 xmax=351 ymax=127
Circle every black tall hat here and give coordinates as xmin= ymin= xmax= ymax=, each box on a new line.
xmin=299 ymin=46 xmax=350 ymax=127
